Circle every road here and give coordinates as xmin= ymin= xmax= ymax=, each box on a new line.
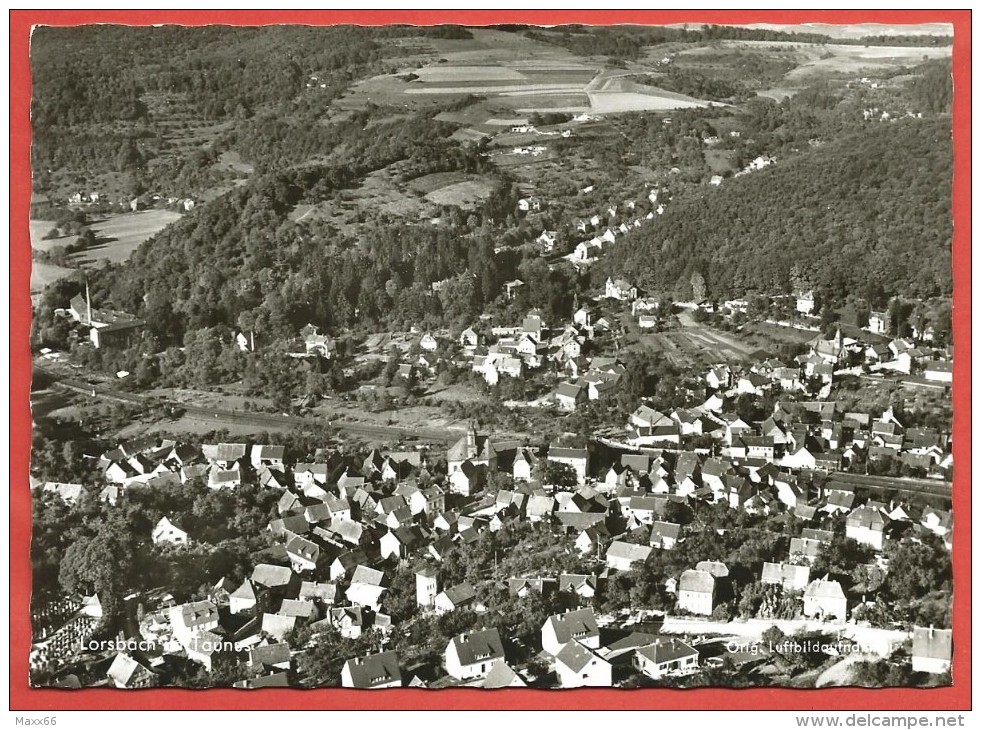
xmin=33 ymin=363 xmax=462 ymax=444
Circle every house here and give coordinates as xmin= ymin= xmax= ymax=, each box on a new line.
xmin=415 ymin=566 xmax=440 ymax=608
xmin=168 ymin=600 xmax=220 ymax=649
xmin=251 ymin=445 xmax=286 ymax=471
xmin=605 ymin=541 xmax=652 ymax=571
xmin=555 ymin=641 xmax=613 ymax=687
xmin=677 ymin=570 xmax=715 ymax=615
xmin=419 ymin=332 xmax=439 ymax=352
xmin=230 ymin=580 xmax=258 ymax=615
xmin=761 ymin=562 xmax=810 ymax=592
xmin=251 ymin=564 xmax=295 ymax=594
xmin=249 ymin=643 xmax=292 ymax=673
xmin=460 ymin=327 xmax=480 ymax=348
xmin=152 ymin=516 xmax=189 ymax=546
xmin=445 ymin=628 xmax=505 ymax=680
xmin=709 ymin=175 xmax=723 ymax=186
xmin=106 ymin=652 xmax=158 ymax=688
xmin=553 ymin=381 xmax=586 ymax=412
xmin=448 ymin=460 xmax=487 ymax=497
xmin=547 ymin=446 xmax=589 ymax=485
xmin=342 ymin=650 xmax=402 ymax=689
xmin=846 ymin=505 xmax=887 ymax=550
xmin=633 ymin=638 xmax=699 ymax=679
xmin=541 ymin=608 xmax=600 ymax=656
xmin=329 ymin=606 xmax=369 ymax=639
xmin=796 ymin=291 xmax=815 ymax=315
xmin=868 ymin=311 xmax=888 ymax=335
xmin=789 ymin=536 xmax=823 ymax=564
xmin=482 ymin=660 xmax=527 ymax=688
xmin=605 ymin=277 xmax=638 ymax=302
xmin=911 ymin=626 xmax=953 ymax=674
xmin=434 ymin=583 xmax=476 ymax=614
xmin=285 ymin=535 xmax=320 ymax=573
xmin=559 ymin=574 xmax=600 ymax=600
xmin=922 ymin=360 xmax=953 ymax=383
xmin=803 ymin=578 xmax=848 ymax=620
xmin=347 ymin=565 xmax=388 ymax=612
xmin=649 ymin=521 xmax=681 ymax=550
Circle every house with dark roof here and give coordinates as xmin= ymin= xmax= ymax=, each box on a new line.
xmin=649 ymin=521 xmax=681 ymax=550
xmin=555 ymin=641 xmax=613 ymax=687
xmin=434 ymin=583 xmax=477 ymax=615
xmin=249 ymin=643 xmax=291 ymax=672
xmin=542 ymin=608 xmax=600 ymax=656
xmin=445 ymin=628 xmax=505 ymax=680
xmin=482 ymin=659 xmax=527 ymax=688
xmin=846 ymin=505 xmax=887 ymax=550
xmin=633 ymin=638 xmax=699 ymax=679
xmin=342 ymin=650 xmax=402 ymax=689
xmin=285 ymin=535 xmax=320 ymax=573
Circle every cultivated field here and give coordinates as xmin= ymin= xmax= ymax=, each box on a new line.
xmin=340 ymin=28 xmax=714 ymax=119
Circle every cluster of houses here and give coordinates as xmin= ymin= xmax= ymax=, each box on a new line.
xmin=568 ymin=189 xmax=667 ymax=266
xmin=35 ymin=405 xmax=952 ymax=687
xmin=342 ymin=606 xmax=701 ymax=688
xmin=619 ymin=351 xmax=952 ymax=481
xmin=453 ymin=307 xmax=627 ymax=410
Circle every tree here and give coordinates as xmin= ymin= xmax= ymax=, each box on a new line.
xmin=538 ymin=460 xmax=577 ymax=489
xmin=690 ymin=271 xmax=707 ymax=302
xmin=58 ymin=512 xmax=147 ymax=621
xmin=381 ymin=567 xmax=419 ymax=622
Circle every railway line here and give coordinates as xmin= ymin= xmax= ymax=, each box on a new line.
xmin=33 ymin=364 xmax=461 ymax=444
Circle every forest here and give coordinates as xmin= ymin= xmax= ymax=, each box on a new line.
xmin=598 ymin=116 xmax=953 ymax=305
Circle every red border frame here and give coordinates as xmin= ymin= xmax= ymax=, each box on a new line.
xmin=9 ymin=9 xmax=971 ymax=711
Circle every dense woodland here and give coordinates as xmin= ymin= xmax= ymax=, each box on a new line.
xmin=599 ymin=117 xmax=952 ymax=305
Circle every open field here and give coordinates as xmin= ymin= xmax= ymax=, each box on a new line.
xmin=424 ymin=179 xmax=496 ymax=208
xmin=340 ymin=28 xmax=715 ymax=118
xmin=30 ymin=210 xmax=181 ymax=294
xmin=30 ymin=262 xmax=77 ymax=298
xmin=31 ymin=210 xmax=181 ymax=262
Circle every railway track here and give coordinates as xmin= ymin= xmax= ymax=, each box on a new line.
xmin=826 ymin=470 xmax=952 ymax=503
xmin=34 ymin=364 xmax=461 ymax=444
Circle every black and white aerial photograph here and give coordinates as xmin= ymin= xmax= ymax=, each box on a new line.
xmin=27 ymin=19 xmax=956 ymax=692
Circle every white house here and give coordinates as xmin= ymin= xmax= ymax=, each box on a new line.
xmin=152 ymin=516 xmax=189 ymax=546
xmin=342 ymin=650 xmax=402 ymax=689
xmin=541 ymin=608 xmax=600 ymax=656
xmin=633 ymin=638 xmax=699 ymax=679
xmin=445 ymin=628 xmax=505 ymax=680
xmin=555 ymin=641 xmax=612 ymax=687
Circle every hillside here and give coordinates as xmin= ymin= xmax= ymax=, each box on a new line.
xmin=599 ymin=116 xmax=952 ymax=302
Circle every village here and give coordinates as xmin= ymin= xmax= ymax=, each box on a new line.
xmin=32 ymin=283 xmax=954 ymax=688
xmin=23 ymin=22 xmax=957 ymax=696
